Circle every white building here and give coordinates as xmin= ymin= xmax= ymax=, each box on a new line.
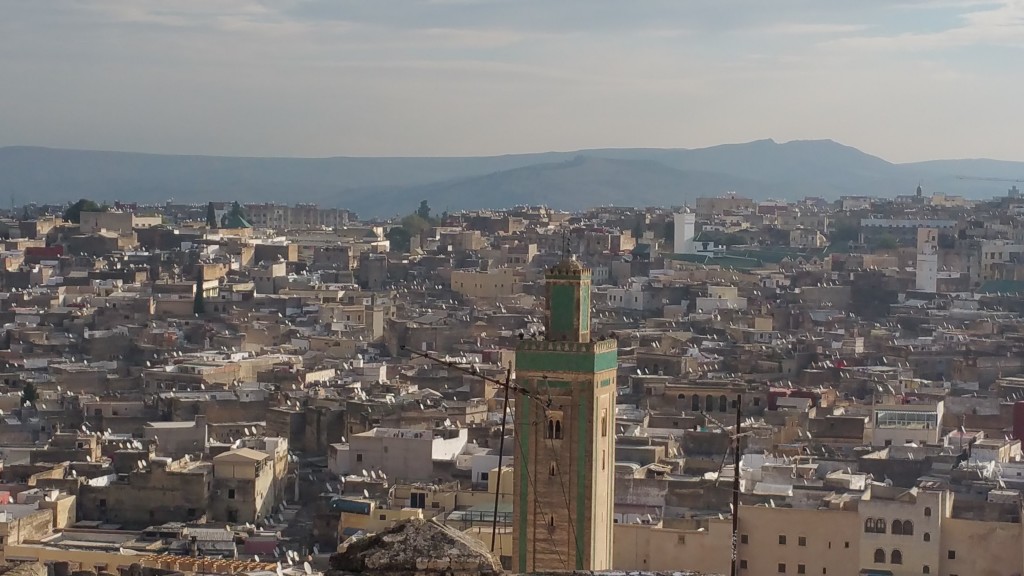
xmin=916 ymin=228 xmax=938 ymax=292
xmin=673 ymin=209 xmax=696 ymax=254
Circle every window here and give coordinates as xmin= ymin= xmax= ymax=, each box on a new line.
xmin=923 ymin=532 xmax=930 ymax=542
xmin=890 ymin=550 xmax=902 ymax=565
xmin=740 ymin=534 xmax=748 ymax=544
xmin=550 ymin=462 xmax=558 ymax=476
xmin=798 ymin=536 xmax=806 ymax=547
xmin=844 ymin=542 xmax=850 ymax=548
xmin=778 ymin=563 xmax=786 ymax=573
xmin=948 ymin=550 xmax=956 ymax=560
xmin=705 ymin=395 xmax=714 ymax=412
xmin=740 ymin=560 xmax=747 ymax=569
xmin=480 ymin=472 xmax=489 ymax=482
xmin=379 ymin=514 xmax=386 ymax=520
xmin=902 ymin=520 xmax=913 ymax=535
xmin=718 ymin=395 xmax=728 ymax=412
xmin=892 ymin=519 xmax=903 ymax=535
xmin=411 ymin=493 xmax=426 ymax=508
xmin=692 ymin=395 xmax=701 ymax=412
xmin=923 ymin=566 xmax=930 ymax=574
xmin=797 ymin=565 xmax=805 ymax=575
xmin=228 ymin=489 xmax=236 ymax=500
xmin=864 ymin=518 xmax=874 ymax=533
xmin=873 ymin=549 xmax=885 ymax=564
xmin=753 ymin=397 xmax=761 ymax=406
xmin=356 ymin=453 xmax=363 ymax=462
xmin=430 ymin=501 xmax=440 ymax=509
xmin=874 ymin=519 xmax=886 ymax=533
xmin=924 ymin=507 xmax=932 ymax=517
xmin=779 ymin=535 xmax=787 ymax=545
xmin=601 ymin=409 xmax=608 ymax=438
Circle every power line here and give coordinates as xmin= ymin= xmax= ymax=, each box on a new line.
xmin=403 ymin=346 xmax=571 ymax=570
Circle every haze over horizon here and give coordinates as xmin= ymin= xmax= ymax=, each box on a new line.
xmin=3 ymin=1 xmax=1024 ymax=163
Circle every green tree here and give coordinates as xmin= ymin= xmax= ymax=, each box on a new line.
xmin=416 ymin=200 xmax=432 ymax=222
xmin=386 ymin=226 xmax=412 ymax=252
xmin=829 ymin=223 xmax=860 ymax=245
xmin=874 ymin=235 xmax=898 ymax=250
xmin=63 ymin=198 xmax=105 ymax=224
xmin=401 ymin=213 xmax=431 ymax=236
xmin=21 ymin=381 xmax=38 ymax=407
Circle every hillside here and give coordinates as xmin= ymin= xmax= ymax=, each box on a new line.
xmin=2 ymin=140 xmax=1023 ymax=217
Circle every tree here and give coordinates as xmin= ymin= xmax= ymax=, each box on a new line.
xmin=416 ymin=200 xmax=432 ymax=222
xmin=21 ymin=381 xmax=37 ymax=407
xmin=874 ymin=234 xmax=898 ymax=250
xmin=829 ymin=223 xmax=860 ymax=245
xmin=63 ymin=198 xmax=105 ymax=224
xmin=386 ymin=226 xmax=412 ymax=252
xmin=401 ymin=214 xmax=431 ymax=236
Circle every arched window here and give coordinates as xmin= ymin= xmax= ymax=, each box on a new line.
xmin=718 ymin=395 xmax=728 ymax=412
xmin=923 ymin=532 xmax=930 ymax=542
xmin=892 ymin=519 xmax=903 ymax=535
xmin=873 ymin=549 xmax=885 ymax=564
xmin=546 ymin=419 xmax=555 ymax=439
xmin=705 ymin=395 xmax=714 ymax=412
xmin=678 ymin=393 xmax=685 ymax=400
xmin=691 ymin=395 xmax=700 ymax=412
xmin=554 ymin=420 xmax=563 ymax=440
xmin=902 ymin=520 xmax=913 ymax=535
xmin=864 ymin=518 xmax=874 ymax=533
xmin=874 ymin=519 xmax=886 ymax=533
xmin=891 ymin=550 xmax=902 ymax=565
xmin=923 ymin=565 xmax=930 ymax=574
xmin=549 ymin=462 xmax=557 ymax=476
xmin=924 ymin=507 xmax=932 ymax=517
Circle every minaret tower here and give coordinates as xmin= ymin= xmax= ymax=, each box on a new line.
xmin=512 ymin=253 xmax=617 ymax=572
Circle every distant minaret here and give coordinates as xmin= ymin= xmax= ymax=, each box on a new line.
xmin=513 ymin=254 xmax=617 ymax=572
xmin=916 ymin=228 xmax=938 ymax=292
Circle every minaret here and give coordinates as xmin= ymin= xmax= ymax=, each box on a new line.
xmin=513 ymin=254 xmax=617 ymax=572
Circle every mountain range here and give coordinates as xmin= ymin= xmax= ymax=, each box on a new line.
xmin=1 ymin=139 xmax=1021 ymax=218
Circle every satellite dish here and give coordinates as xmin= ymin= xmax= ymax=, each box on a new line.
xmin=303 ymin=562 xmax=312 ymax=575
xmin=362 ymin=489 xmax=369 ymax=498
xmin=254 ymin=555 xmax=260 ymax=563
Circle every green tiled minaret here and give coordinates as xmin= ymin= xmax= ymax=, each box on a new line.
xmin=512 ymin=256 xmax=617 ymax=572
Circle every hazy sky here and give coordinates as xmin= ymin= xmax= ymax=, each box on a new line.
xmin=2 ymin=0 xmax=1023 ymax=162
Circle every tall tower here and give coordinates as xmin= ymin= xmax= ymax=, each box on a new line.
xmin=674 ymin=208 xmax=696 ymax=254
xmin=916 ymin=227 xmax=938 ymax=292
xmin=513 ymin=256 xmax=617 ymax=572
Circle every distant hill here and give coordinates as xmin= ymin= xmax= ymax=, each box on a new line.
xmin=2 ymin=140 xmax=1023 ymax=218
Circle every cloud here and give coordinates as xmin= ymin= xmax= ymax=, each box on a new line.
xmin=825 ymin=0 xmax=1024 ymax=50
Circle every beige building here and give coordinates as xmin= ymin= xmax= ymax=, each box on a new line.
xmin=450 ymin=267 xmax=521 ymax=299
xmin=613 ymin=487 xmax=1023 ymax=576
xmin=79 ymin=211 xmax=161 ymax=234
xmin=209 ymin=447 xmax=276 ymax=524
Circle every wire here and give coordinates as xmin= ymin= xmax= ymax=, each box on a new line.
xmin=405 ymin=346 xmax=570 ymax=570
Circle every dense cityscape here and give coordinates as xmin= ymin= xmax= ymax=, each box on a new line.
xmin=0 ymin=186 xmax=1017 ymax=576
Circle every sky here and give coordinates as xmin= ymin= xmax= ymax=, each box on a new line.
xmin=1 ymin=0 xmax=1023 ymax=162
